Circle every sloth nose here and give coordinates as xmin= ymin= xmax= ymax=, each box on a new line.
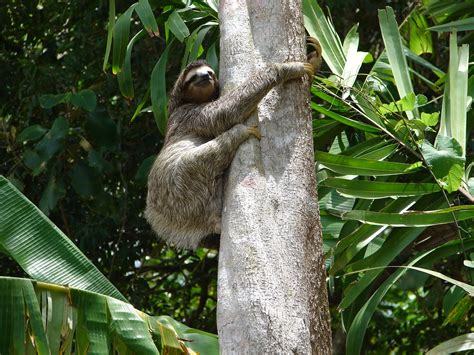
xmin=198 ymin=72 xmax=211 ymax=80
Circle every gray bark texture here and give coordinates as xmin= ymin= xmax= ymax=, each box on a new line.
xmin=217 ymin=1 xmax=332 ymax=354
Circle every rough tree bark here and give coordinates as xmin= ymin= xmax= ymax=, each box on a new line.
xmin=217 ymin=1 xmax=332 ymax=354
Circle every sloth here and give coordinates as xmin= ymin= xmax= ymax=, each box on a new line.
xmin=145 ymin=38 xmax=322 ymax=249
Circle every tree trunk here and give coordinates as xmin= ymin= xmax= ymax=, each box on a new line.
xmin=217 ymin=1 xmax=332 ymax=354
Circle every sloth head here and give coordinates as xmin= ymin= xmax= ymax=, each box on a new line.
xmin=168 ymin=60 xmax=220 ymax=114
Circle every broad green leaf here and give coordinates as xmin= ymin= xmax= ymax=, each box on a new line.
xmin=311 ymin=104 xmax=379 ymax=133
xmin=332 ymin=197 xmax=419 ymax=273
xmin=39 ymin=175 xmax=66 ymax=215
xmin=151 ymin=44 xmax=172 ymax=135
xmin=303 ymin=0 xmax=345 ymax=76
xmin=320 ymin=178 xmax=440 ymax=199
xmin=444 ymin=296 xmax=473 ymax=326
xmin=118 ymin=30 xmax=145 ymax=100
xmin=379 ymin=7 xmax=418 ymax=118
xmin=315 ymin=151 xmax=422 ymax=176
xmin=342 ymin=205 xmax=474 ymax=227
xmin=112 ymin=4 xmax=137 ymax=74
xmin=0 ymin=176 xmax=127 ymax=301
xmin=166 ymin=10 xmax=190 ymax=42
xmin=378 ymin=93 xmax=427 ymax=116
xmin=340 ymin=139 xmax=397 ymax=161
xmin=346 ymin=238 xmax=474 ymax=354
xmin=35 ymin=116 xmax=69 ymax=162
xmin=345 ymin=251 xmax=429 ymax=355
xmin=342 ymin=24 xmax=359 ymax=59
xmin=188 ymin=25 xmax=213 ymax=63
xmin=408 ymin=10 xmax=432 ymax=55
xmin=427 ymin=333 xmax=474 ymax=354
xmin=135 ymin=0 xmax=159 ymax=36
xmin=437 ymin=33 xmax=469 ymax=157
xmin=70 ymin=162 xmax=101 ymax=199
xmin=443 ymin=286 xmax=467 ymax=315
xmin=103 ymin=0 xmax=115 ymax=71
xmin=16 ymin=124 xmax=47 ymax=143
xmin=421 ymin=135 xmax=465 ymax=193
xmin=23 ymin=149 xmax=44 ymax=175
xmin=420 ymin=111 xmax=439 ymax=126
xmin=429 ymin=17 xmax=474 ymax=32
xmin=39 ymin=93 xmax=68 ymax=109
xmin=70 ymin=89 xmax=97 ymax=112
xmin=85 ymin=111 xmax=118 ymax=148
xmin=0 ymin=277 xmax=217 ymax=353
xmin=152 ymin=316 xmax=219 ymax=355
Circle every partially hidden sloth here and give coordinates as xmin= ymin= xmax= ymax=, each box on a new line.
xmin=145 ymin=38 xmax=322 ymax=249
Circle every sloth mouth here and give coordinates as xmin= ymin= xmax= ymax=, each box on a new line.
xmin=194 ymin=77 xmax=212 ymax=87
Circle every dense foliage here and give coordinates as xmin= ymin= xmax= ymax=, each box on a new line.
xmin=1 ymin=0 xmax=473 ymax=353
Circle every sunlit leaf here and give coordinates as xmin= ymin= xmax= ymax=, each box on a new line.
xmin=0 ymin=176 xmax=127 ymax=301
xmin=316 ymin=151 xmax=422 ymax=176
xmin=136 ymin=0 xmax=159 ymax=36
xmin=342 ymin=205 xmax=474 ymax=227
xmin=321 ymin=178 xmax=440 ymax=199
xmin=421 ymin=135 xmax=465 ymax=193
xmin=379 ymin=7 xmax=418 ymax=118
xmin=166 ymin=10 xmax=190 ymax=42
xmin=429 ymin=17 xmax=474 ymax=32
xmin=112 ymin=4 xmax=137 ymax=74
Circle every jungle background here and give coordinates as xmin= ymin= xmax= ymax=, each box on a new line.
xmin=1 ymin=0 xmax=473 ymax=353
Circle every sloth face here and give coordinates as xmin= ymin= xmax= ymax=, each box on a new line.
xmin=183 ymin=65 xmax=219 ymax=104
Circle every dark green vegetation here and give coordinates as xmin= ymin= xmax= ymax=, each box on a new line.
xmin=1 ymin=0 xmax=473 ymax=353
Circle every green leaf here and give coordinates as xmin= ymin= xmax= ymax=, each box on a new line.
xmin=166 ymin=10 xmax=190 ymax=42
xmin=151 ymin=45 xmax=172 ymax=135
xmin=315 ymin=151 xmax=422 ymax=176
xmin=345 ymin=250 xmax=433 ymax=355
xmin=379 ymin=7 xmax=417 ymax=118
xmin=303 ymin=0 xmax=345 ymax=76
xmin=85 ymin=111 xmax=118 ymax=147
xmin=311 ymin=104 xmax=379 ymax=133
xmin=0 ymin=277 xmax=218 ymax=354
xmin=427 ymin=333 xmax=474 ymax=354
xmin=70 ymin=162 xmax=101 ymax=199
xmin=408 ymin=10 xmax=432 ymax=55
xmin=421 ymin=135 xmax=465 ymax=193
xmin=23 ymin=149 xmax=44 ymax=175
xmin=16 ymin=124 xmax=47 ymax=143
xmin=320 ymin=178 xmax=440 ymax=199
xmin=420 ymin=111 xmax=439 ymax=126
xmin=34 ymin=116 xmax=69 ymax=163
xmin=443 ymin=296 xmax=474 ymax=326
xmin=135 ymin=0 xmax=159 ymax=36
xmin=0 ymin=176 xmax=127 ymax=301
xmin=70 ymin=89 xmax=97 ymax=112
xmin=188 ymin=25 xmax=213 ymax=63
xmin=130 ymin=87 xmax=150 ymax=123
xmin=429 ymin=17 xmax=474 ymax=32
xmin=437 ymin=33 xmax=469 ymax=157
xmin=103 ymin=0 xmax=115 ymax=71
xmin=39 ymin=93 xmax=68 ymax=109
xmin=117 ymin=30 xmax=145 ymax=100
xmin=378 ymin=93 xmax=427 ymax=116
xmin=112 ymin=4 xmax=137 ymax=74
xmin=342 ymin=205 xmax=474 ymax=227
xmin=331 ymin=197 xmax=420 ymax=273
xmin=39 ymin=175 xmax=66 ymax=215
